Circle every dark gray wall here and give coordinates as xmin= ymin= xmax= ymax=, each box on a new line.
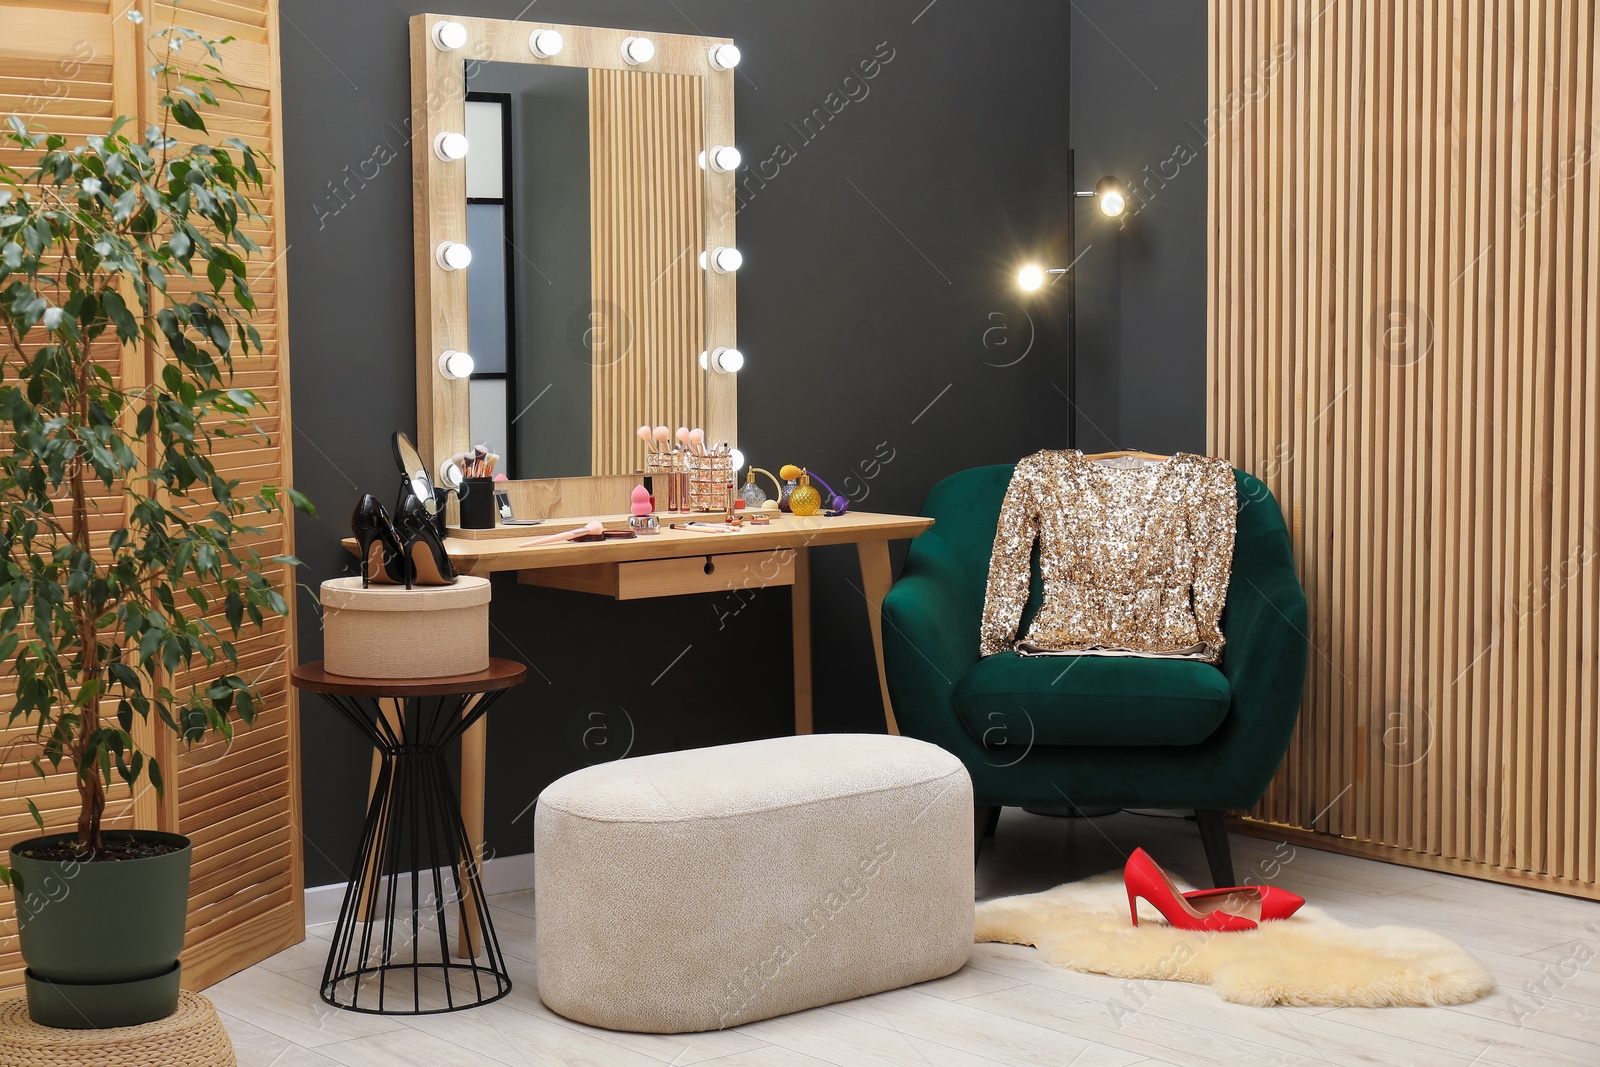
xmin=283 ymin=0 xmax=1081 ymax=887
xmin=1070 ymin=0 xmax=1208 ymax=455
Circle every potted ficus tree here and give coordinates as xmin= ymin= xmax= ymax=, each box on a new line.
xmin=0 ymin=19 xmax=310 ymax=1029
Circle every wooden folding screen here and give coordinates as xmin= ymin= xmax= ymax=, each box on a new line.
xmin=588 ymin=68 xmax=705 ymax=475
xmin=1210 ymin=0 xmax=1600 ymax=897
xmin=0 ymin=0 xmax=301 ymax=988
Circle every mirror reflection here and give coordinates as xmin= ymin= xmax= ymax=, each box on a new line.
xmin=463 ymin=60 xmax=708 ymax=481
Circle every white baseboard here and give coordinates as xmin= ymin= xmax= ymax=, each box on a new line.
xmin=304 ymin=851 xmax=537 ymax=929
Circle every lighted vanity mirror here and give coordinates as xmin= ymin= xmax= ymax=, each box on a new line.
xmin=413 ymin=15 xmax=739 ymax=506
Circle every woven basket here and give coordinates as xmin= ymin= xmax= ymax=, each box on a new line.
xmin=0 ymin=990 xmax=235 ymax=1067
xmin=322 ymin=576 xmax=490 ymax=678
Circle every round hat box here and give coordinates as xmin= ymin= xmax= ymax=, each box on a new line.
xmin=321 ymin=576 xmax=491 ymax=678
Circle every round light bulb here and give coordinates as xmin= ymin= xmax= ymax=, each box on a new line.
xmin=438 ymin=349 xmax=475 ymax=379
xmin=701 ymin=145 xmax=741 ymax=172
xmin=436 ymin=241 xmax=472 ymax=271
xmin=710 ymin=346 xmax=744 ymax=374
xmin=529 ymin=29 xmax=564 ymax=58
xmin=1095 ymin=176 xmax=1128 ymax=218
xmin=699 ymin=350 xmax=709 ymax=370
xmin=729 ymin=447 xmax=746 ymax=471
xmin=709 ymin=43 xmax=741 ymax=71
xmin=431 ymin=21 xmax=468 ymax=51
xmin=700 ymin=246 xmax=742 ymax=274
xmin=438 ymin=459 xmax=464 ymax=489
xmin=433 ymin=131 xmax=469 ymax=161
xmin=621 ymin=36 xmax=655 ymax=65
xmin=1017 ymin=265 xmax=1044 ymax=291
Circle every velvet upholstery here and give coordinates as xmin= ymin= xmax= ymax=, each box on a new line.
xmin=882 ymin=464 xmax=1308 ymax=813
xmin=954 ymin=653 xmax=1232 ymax=748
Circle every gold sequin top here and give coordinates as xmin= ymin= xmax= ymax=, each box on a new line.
xmin=980 ymin=451 xmax=1237 ymax=663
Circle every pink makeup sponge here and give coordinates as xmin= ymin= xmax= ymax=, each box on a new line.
xmin=631 ymin=484 xmax=653 ymax=516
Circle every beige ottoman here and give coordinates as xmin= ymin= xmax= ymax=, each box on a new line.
xmin=534 ymin=733 xmax=973 ymax=1032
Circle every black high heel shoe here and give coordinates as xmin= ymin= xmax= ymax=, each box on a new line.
xmin=352 ymin=495 xmax=408 ymax=588
xmin=395 ymin=493 xmax=458 ymax=586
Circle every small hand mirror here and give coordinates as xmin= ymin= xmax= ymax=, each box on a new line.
xmin=392 ymin=431 xmax=438 ymax=516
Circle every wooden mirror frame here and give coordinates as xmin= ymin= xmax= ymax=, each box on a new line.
xmin=409 ymin=14 xmax=737 ymax=517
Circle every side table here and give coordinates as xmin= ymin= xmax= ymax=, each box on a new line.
xmin=291 ymin=659 xmax=526 ymax=1014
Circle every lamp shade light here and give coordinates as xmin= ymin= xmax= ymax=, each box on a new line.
xmin=700 ymin=246 xmax=742 ymax=274
xmin=700 ymin=145 xmax=742 ymax=173
xmin=436 ymin=241 xmax=472 ymax=271
xmin=1096 ymin=176 xmax=1128 ymax=217
xmin=433 ymin=132 xmax=469 ymax=161
xmin=438 ymin=350 xmax=475 ymax=380
xmin=529 ymin=29 xmax=564 ymax=58
xmin=1017 ymin=265 xmax=1045 ymax=291
xmin=729 ymin=447 xmax=746 ymax=472
xmin=621 ymin=36 xmax=656 ymax=64
xmin=709 ymin=43 xmax=742 ymax=71
xmin=431 ymin=20 xmax=468 ymax=51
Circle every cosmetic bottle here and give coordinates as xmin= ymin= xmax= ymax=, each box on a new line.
xmin=739 ymin=470 xmax=767 ymax=509
xmin=788 ymin=470 xmax=822 ymax=516
xmin=724 ymin=480 xmax=736 ymax=522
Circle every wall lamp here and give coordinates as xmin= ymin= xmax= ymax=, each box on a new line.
xmin=700 ymin=246 xmax=742 ymax=273
xmin=1080 ymin=176 xmax=1128 ymax=218
xmin=1014 ymin=154 xmax=1127 ymax=447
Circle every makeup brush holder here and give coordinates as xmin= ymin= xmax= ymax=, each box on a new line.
xmin=688 ymin=453 xmax=733 ymax=512
xmin=458 ymin=477 xmax=497 ymax=529
xmin=321 ymin=576 xmax=491 ymax=678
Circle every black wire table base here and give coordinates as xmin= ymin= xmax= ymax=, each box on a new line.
xmin=315 ymin=687 xmax=513 ymax=1015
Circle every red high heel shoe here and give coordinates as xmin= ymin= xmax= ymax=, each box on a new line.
xmin=1124 ymin=848 xmax=1258 ymax=932
xmin=1183 ymin=885 xmax=1305 ymax=921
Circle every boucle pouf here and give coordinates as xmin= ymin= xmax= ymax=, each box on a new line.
xmin=0 ymin=990 xmax=235 ymax=1066
xmin=534 ymin=733 xmax=974 ymax=1032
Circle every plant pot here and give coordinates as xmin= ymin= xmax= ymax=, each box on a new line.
xmin=9 ymin=830 xmax=191 ymax=1029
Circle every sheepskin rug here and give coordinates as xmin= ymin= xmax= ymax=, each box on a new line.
xmin=975 ymin=873 xmax=1493 ymax=1008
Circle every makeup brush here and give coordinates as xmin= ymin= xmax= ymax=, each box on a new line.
xmin=653 ymin=426 xmax=671 ymax=454
xmin=636 ymin=425 xmax=654 ymax=454
xmin=519 ymin=520 xmax=603 ymax=547
xmin=675 ymin=426 xmax=691 ymax=451
xmin=688 ymin=428 xmax=706 ymax=456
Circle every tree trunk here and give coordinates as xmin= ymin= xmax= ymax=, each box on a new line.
xmin=69 ymin=344 xmax=104 ymax=855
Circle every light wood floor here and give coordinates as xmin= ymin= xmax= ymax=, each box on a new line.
xmin=211 ymin=809 xmax=1600 ymax=1066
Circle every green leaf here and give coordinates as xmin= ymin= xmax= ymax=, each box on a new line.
xmin=171 ymin=100 xmax=207 ymax=132
xmin=24 ymin=799 xmax=42 ymax=833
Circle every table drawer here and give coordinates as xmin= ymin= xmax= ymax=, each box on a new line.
xmin=519 ymin=549 xmax=796 ymax=600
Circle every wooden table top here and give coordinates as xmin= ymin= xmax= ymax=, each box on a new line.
xmin=291 ymin=659 xmax=528 ymax=697
xmin=340 ymin=510 xmax=934 ymax=576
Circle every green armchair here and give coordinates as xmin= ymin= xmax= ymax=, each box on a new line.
xmin=881 ymin=464 xmax=1308 ymax=886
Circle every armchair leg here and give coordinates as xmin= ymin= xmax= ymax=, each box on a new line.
xmin=974 ymin=805 xmax=999 ymax=860
xmin=1194 ymin=809 xmax=1235 ymax=887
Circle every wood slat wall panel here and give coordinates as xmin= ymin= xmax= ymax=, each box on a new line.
xmin=588 ymin=67 xmax=706 ymax=474
xmin=0 ymin=0 xmax=301 ymax=992
xmin=1210 ymin=0 xmax=1600 ymax=898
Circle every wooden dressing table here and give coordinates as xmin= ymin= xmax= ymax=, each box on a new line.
xmin=344 ymin=509 xmax=931 ymax=736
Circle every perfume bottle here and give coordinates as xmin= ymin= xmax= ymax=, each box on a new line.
xmin=739 ymin=470 xmax=768 ymax=509
xmin=788 ymin=470 xmax=822 ymax=516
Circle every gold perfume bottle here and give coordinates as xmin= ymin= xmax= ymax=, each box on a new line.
xmin=788 ymin=469 xmax=822 ymax=516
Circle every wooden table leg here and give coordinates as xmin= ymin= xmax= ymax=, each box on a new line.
xmin=792 ymin=546 xmax=812 ymax=734
xmin=856 ymin=539 xmax=900 ymax=735
xmin=357 ymin=698 xmax=404 ymax=922
xmin=456 ymin=694 xmax=486 ymax=959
